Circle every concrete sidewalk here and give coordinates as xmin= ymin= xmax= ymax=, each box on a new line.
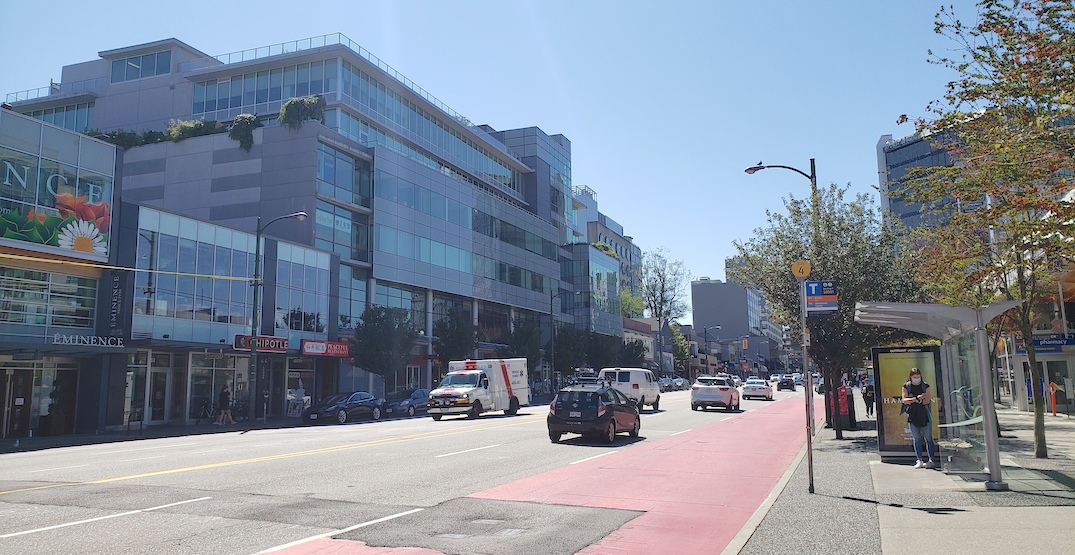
xmin=733 ymin=390 xmax=1075 ymax=555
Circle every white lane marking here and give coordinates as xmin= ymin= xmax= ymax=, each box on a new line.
xmin=670 ymin=429 xmax=692 ymax=437
xmin=435 ymin=444 xmax=501 ymax=458
xmin=570 ymin=451 xmax=619 ymax=465
xmin=103 ymin=443 xmax=197 ymax=454
xmin=28 ymin=465 xmax=87 ymax=473
xmin=259 ymin=508 xmax=425 ymax=553
xmin=116 ymin=455 xmax=166 ymax=463
xmin=0 ymin=496 xmax=211 ymax=538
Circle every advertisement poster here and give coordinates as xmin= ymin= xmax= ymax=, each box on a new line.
xmin=871 ymin=346 xmax=943 ymax=460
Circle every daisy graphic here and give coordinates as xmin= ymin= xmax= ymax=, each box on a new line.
xmin=57 ymin=219 xmax=107 ymax=254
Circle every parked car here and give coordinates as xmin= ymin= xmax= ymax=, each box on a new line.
xmin=673 ymin=378 xmax=690 ymax=391
xmin=383 ymin=388 xmax=430 ymax=417
xmin=659 ymin=377 xmax=674 ymax=392
xmin=547 ymin=384 xmax=641 ymax=444
xmin=303 ymin=391 xmax=384 ymax=424
xmin=777 ymin=376 xmax=796 ymax=391
xmin=792 ymin=373 xmax=804 ymax=386
xmin=691 ymin=375 xmax=740 ymax=411
xmin=742 ymin=378 xmax=774 ymax=400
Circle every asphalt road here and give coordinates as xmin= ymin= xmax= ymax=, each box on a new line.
xmin=0 ymin=386 xmax=807 ymax=554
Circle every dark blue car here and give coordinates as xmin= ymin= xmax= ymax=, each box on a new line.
xmin=302 ymin=391 xmax=383 ymax=424
xmin=383 ymin=388 xmax=430 ymax=418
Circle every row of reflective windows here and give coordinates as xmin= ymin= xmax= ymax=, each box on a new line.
xmin=317 ymin=142 xmax=372 ymax=208
xmin=1 ymin=147 xmax=115 ymax=217
xmin=336 ymin=264 xmax=368 ymax=331
xmin=0 ymin=267 xmax=96 ymax=328
xmin=26 ymin=102 xmax=95 ymax=133
xmin=111 ymin=50 xmax=171 ymax=84
xmin=340 ymin=60 xmax=521 ymax=195
xmin=192 ymin=60 xmax=338 ymax=115
xmin=326 ymin=109 xmax=522 ymax=207
xmin=314 ymin=200 xmax=370 ymax=263
xmin=373 ymin=224 xmax=555 ymax=295
xmin=375 ymin=170 xmax=558 ymax=262
xmin=0 ymin=111 xmax=116 ymax=176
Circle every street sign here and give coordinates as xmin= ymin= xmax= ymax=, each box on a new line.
xmin=792 ymin=260 xmax=811 ymax=278
xmin=806 ymin=280 xmax=838 ymax=317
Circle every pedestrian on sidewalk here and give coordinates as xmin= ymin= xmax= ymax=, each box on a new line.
xmin=862 ymin=377 xmax=875 ymax=417
xmin=902 ymin=368 xmax=935 ymax=468
xmin=216 ymin=385 xmax=234 ymax=425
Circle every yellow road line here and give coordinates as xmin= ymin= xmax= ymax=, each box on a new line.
xmin=0 ymin=418 xmax=535 ymax=495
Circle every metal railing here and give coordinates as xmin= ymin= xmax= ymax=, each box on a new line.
xmin=6 ymin=77 xmax=108 ymax=103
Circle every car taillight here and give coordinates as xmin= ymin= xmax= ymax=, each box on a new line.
xmin=719 ymin=387 xmax=729 ymax=391
xmin=549 ymin=400 xmax=556 ymax=413
xmin=632 ymin=383 xmax=639 ymax=389
xmin=691 ymin=386 xmax=698 ymax=390
xmin=597 ymin=402 xmax=606 ymax=418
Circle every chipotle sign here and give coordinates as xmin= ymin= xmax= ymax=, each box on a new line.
xmin=233 ymin=335 xmax=289 ymax=353
xmin=301 ymin=339 xmax=350 ymax=357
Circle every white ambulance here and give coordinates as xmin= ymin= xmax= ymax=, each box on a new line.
xmin=427 ymin=358 xmax=531 ymax=420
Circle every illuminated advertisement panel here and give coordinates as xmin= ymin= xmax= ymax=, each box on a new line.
xmin=0 ymin=110 xmax=115 ymax=261
xmin=871 ymin=346 xmax=943 ymax=460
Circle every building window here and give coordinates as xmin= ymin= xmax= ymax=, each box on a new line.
xmin=314 ymin=200 xmax=369 ymax=263
xmin=110 ymin=50 xmax=171 ymax=84
xmin=273 ymin=242 xmax=330 ymax=333
xmin=0 ymin=267 xmax=97 ymax=330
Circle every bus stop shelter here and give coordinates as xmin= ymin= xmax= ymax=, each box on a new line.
xmin=854 ymin=300 xmax=1021 ymax=490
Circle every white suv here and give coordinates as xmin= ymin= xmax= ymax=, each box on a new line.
xmin=597 ymin=367 xmax=661 ymax=411
xmin=691 ymin=375 xmax=740 ymax=411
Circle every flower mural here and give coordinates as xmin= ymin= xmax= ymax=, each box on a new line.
xmin=0 ymin=194 xmax=111 ymax=257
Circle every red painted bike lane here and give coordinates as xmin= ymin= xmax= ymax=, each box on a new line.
xmin=263 ymin=396 xmax=822 ymax=555
xmin=471 ymin=396 xmax=820 ymax=555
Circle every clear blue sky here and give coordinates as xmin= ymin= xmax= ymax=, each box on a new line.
xmin=2 ymin=0 xmax=980 ymax=295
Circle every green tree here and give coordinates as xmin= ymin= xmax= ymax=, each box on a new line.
xmin=585 ymin=332 xmax=622 ymax=371
xmin=550 ymin=324 xmax=588 ymax=378
xmin=620 ymin=289 xmax=645 ymax=318
xmin=729 ymin=184 xmax=922 ymax=437
xmin=639 ymin=247 xmax=691 ymax=375
xmin=349 ymin=306 xmax=420 ymax=388
xmin=670 ymin=323 xmax=690 ymax=377
xmin=497 ymin=318 xmax=543 ymax=379
xmin=433 ymin=306 xmax=477 ymax=368
xmin=896 ymin=0 xmax=1075 ymax=457
xmin=618 ymin=339 xmax=648 ymax=367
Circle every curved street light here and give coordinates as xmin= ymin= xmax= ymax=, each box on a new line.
xmin=249 ymin=211 xmax=307 ymax=422
xmin=745 ymin=158 xmax=819 ymax=493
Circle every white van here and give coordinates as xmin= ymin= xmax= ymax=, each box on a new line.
xmin=597 ymin=367 xmax=661 ymax=411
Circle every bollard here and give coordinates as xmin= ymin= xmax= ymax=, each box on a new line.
xmin=1050 ymin=382 xmax=1057 ymax=416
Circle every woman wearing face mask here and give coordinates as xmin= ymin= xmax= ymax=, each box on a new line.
xmin=902 ymin=368 xmax=936 ymax=468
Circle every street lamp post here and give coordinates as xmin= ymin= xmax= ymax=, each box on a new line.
xmin=249 ymin=211 xmax=307 ymax=423
xmin=746 ymin=158 xmax=819 ymax=493
xmin=702 ymin=325 xmax=721 ymax=377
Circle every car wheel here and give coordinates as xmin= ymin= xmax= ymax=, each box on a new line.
xmin=692 ymin=404 xmax=699 ymax=411
xmin=652 ymin=397 xmax=660 ymax=411
xmin=371 ymin=407 xmax=382 ymax=420
xmin=637 ymin=398 xmax=645 ymax=412
xmin=549 ymin=430 xmax=562 ymax=443
xmin=468 ymin=401 xmax=482 ymax=418
xmin=725 ymin=402 xmax=734 ymax=412
xmin=336 ymin=409 xmax=348 ymax=424
xmin=431 ymin=414 xmax=443 ymax=421
xmin=604 ymin=421 xmax=617 ymax=444
xmin=629 ymin=416 xmax=640 ymax=438
xmin=505 ymin=396 xmax=520 ymax=416
xmin=407 ymin=405 xmax=416 ymax=417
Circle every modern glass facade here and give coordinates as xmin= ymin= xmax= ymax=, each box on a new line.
xmin=0 ymin=268 xmax=97 ymax=334
xmin=0 ymin=109 xmax=116 ymax=261
xmin=192 ymin=59 xmax=338 ymax=122
xmin=111 ymin=50 xmax=171 ymax=83
xmin=132 ymin=207 xmax=258 ymax=343
xmin=26 ymin=102 xmax=95 ymax=133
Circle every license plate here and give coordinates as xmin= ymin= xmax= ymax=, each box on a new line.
xmin=569 ymin=411 xmax=581 ymax=418
xmin=309 ymin=414 xmax=317 ymax=420
xmin=440 ymin=400 xmax=452 ymax=406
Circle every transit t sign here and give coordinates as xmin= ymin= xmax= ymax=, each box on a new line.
xmin=805 ymin=280 xmax=838 ymax=316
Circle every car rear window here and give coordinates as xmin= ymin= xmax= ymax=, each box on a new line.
xmin=697 ymin=378 xmax=728 ymax=387
xmin=557 ymin=391 xmax=599 ymax=405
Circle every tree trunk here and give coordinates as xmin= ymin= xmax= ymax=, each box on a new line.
xmin=1022 ymin=323 xmax=1048 ymax=458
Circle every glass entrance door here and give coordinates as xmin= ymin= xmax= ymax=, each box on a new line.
xmin=148 ymin=370 xmax=168 ymax=422
xmin=2 ymin=369 xmax=33 ymax=438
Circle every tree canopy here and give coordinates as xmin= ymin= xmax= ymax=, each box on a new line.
xmin=896 ymin=0 xmax=1075 ymax=457
xmin=349 ymin=306 xmax=420 ymax=385
xmin=433 ymin=306 xmax=478 ymax=368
